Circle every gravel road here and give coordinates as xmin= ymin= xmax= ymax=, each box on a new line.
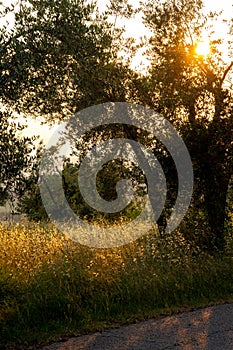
xmin=39 ymin=303 xmax=233 ymax=349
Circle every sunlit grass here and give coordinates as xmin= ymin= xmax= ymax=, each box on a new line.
xmin=1 ymin=220 xmax=233 ymax=348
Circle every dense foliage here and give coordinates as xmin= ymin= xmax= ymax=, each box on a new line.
xmin=1 ymin=0 xmax=232 ymax=251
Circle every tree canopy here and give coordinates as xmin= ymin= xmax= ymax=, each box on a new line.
xmin=0 ymin=3 xmax=36 ymax=207
xmin=1 ymin=0 xmax=233 ymax=251
xmin=140 ymin=0 xmax=233 ymax=250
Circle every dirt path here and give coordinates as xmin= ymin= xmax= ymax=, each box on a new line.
xmin=39 ymin=303 xmax=233 ymax=349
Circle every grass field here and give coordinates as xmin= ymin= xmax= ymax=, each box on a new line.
xmin=1 ymin=220 xmax=233 ymax=349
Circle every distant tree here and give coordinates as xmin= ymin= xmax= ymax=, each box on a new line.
xmin=16 ymin=143 xmax=46 ymax=220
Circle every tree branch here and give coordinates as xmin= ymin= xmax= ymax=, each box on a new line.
xmin=219 ymin=61 xmax=233 ymax=88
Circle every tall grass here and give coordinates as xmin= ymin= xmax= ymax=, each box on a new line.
xmin=1 ymin=220 xmax=233 ymax=349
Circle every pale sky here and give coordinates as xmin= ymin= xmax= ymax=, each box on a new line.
xmin=1 ymin=0 xmax=233 ymax=143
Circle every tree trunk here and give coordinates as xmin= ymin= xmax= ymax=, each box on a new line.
xmin=203 ymin=172 xmax=230 ymax=252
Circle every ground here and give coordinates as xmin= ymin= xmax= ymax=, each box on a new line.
xmin=39 ymin=303 xmax=233 ymax=350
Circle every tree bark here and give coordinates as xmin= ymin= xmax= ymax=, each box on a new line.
xmin=203 ymin=171 xmax=230 ymax=252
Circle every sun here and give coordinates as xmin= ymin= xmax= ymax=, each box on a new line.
xmin=195 ymin=40 xmax=211 ymax=57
